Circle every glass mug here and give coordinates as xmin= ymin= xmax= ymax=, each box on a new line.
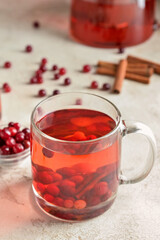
xmin=31 ymin=92 xmax=156 ymax=221
xmin=70 ymin=0 xmax=156 ymax=48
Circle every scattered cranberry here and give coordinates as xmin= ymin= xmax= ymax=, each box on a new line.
xmin=41 ymin=58 xmax=47 ymax=65
xmin=4 ymin=61 xmax=11 ymax=69
xmin=91 ymin=81 xmax=98 ymax=89
xmin=15 ymin=132 xmax=25 ymax=143
xmin=118 ymin=47 xmax=125 ymax=54
xmin=2 ymin=83 xmax=12 ymax=93
xmin=40 ymin=65 xmax=47 ymax=73
xmin=37 ymin=76 xmax=44 ymax=84
xmin=83 ymin=64 xmax=91 ymax=73
xmin=12 ymin=143 xmax=24 ymax=153
xmin=0 ymin=145 xmax=11 ymax=155
xmin=38 ymin=89 xmax=47 ymax=97
xmin=102 ymin=83 xmax=111 ymax=90
xmin=35 ymin=69 xmax=42 ymax=77
xmin=59 ymin=67 xmax=66 ymax=76
xmin=54 ymin=73 xmax=60 ymax=80
xmin=64 ymin=78 xmax=71 ymax=86
xmin=52 ymin=65 xmax=58 ymax=71
xmin=30 ymin=77 xmax=38 ymax=84
xmin=22 ymin=140 xmax=30 ymax=149
xmin=52 ymin=89 xmax=60 ymax=96
xmin=25 ymin=45 xmax=33 ymax=53
xmin=33 ymin=21 xmax=40 ymax=28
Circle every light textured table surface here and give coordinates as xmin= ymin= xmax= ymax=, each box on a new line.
xmin=0 ymin=0 xmax=160 ymax=239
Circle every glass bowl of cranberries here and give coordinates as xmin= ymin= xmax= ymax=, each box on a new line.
xmin=0 ymin=122 xmax=30 ymax=166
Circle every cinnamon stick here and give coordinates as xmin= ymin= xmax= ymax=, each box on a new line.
xmin=127 ymin=55 xmax=160 ymax=74
xmin=96 ymin=67 xmax=150 ymax=84
xmin=113 ymin=59 xmax=128 ymax=94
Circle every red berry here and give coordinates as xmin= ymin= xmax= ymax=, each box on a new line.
xmin=4 ymin=61 xmax=11 ymax=69
xmin=6 ymin=137 xmax=16 ymax=147
xmin=54 ymin=73 xmax=60 ymax=80
xmin=0 ymin=145 xmax=11 ymax=155
xmin=8 ymin=127 xmax=17 ymax=137
xmin=12 ymin=143 xmax=24 ymax=153
xmin=25 ymin=132 xmax=30 ymax=140
xmin=33 ymin=21 xmax=40 ymax=28
xmin=46 ymin=184 xmax=60 ymax=196
xmin=64 ymin=199 xmax=74 ymax=208
xmin=41 ymin=58 xmax=47 ymax=65
xmin=22 ymin=140 xmax=30 ymax=149
xmin=25 ymin=45 xmax=33 ymax=53
xmin=38 ymin=89 xmax=47 ymax=97
xmin=37 ymin=76 xmax=43 ymax=84
xmin=51 ymin=173 xmax=62 ymax=182
xmin=91 ymin=81 xmax=98 ymax=89
xmin=30 ymin=77 xmax=38 ymax=84
xmin=59 ymin=180 xmax=76 ymax=196
xmin=15 ymin=132 xmax=25 ymax=143
xmin=74 ymin=200 xmax=86 ymax=209
xmin=83 ymin=64 xmax=91 ymax=73
xmin=93 ymin=182 xmax=109 ymax=196
xmin=22 ymin=128 xmax=30 ymax=134
xmin=38 ymin=171 xmax=54 ymax=184
xmin=64 ymin=78 xmax=71 ymax=86
xmin=13 ymin=122 xmax=21 ymax=131
xmin=8 ymin=122 xmax=14 ymax=127
xmin=35 ymin=69 xmax=42 ymax=77
xmin=59 ymin=67 xmax=66 ymax=76
xmin=87 ymin=134 xmax=97 ymax=140
xmin=70 ymin=175 xmax=84 ymax=185
xmin=102 ymin=83 xmax=111 ymax=90
xmin=42 ymin=147 xmax=54 ymax=158
xmin=2 ymin=83 xmax=11 ymax=93
xmin=52 ymin=89 xmax=60 ymax=96
xmin=53 ymin=197 xmax=64 ymax=207
xmin=52 ymin=65 xmax=58 ymax=71
xmin=57 ymin=167 xmax=76 ymax=178
xmin=0 ymin=128 xmax=11 ymax=140
xmin=44 ymin=194 xmax=54 ymax=203
xmin=40 ymin=65 xmax=47 ymax=73
xmin=36 ymin=182 xmax=45 ymax=193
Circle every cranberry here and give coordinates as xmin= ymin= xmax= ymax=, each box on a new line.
xmin=22 ymin=140 xmax=30 ymax=149
xmin=13 ymin=122 xmax=21 ymax=131
xmin=53 ymin=197 xmax=64 ymax=207
xmin=64 ymin=199 xmax=74 ymax=208
xmin=6 ymin=137 xmax=16 ymax=147
xmin=30 ymin=77 xmax=38 ymax=84
xmin=75 ymin=98 xmax=82 ymax=105
xmin=70 ymin=175 xmax=84 ymax=185
xmin=25 ymin=45 xmax=33 ymax=53
xmin=22 ymin=128 xmax=30 ymax=134
xmin=41 ymin=58 xmax=47 ymax=65
xmin=91 ymin=81 xmax=98 ymax=89
xmin=59 ymin=67 xmax=66 ymax=76
xmin=35 ymin=69 xmax=42 ymax=77
xmin=118 ymin=47 xmax=125 ymax=54
xmin=52 ymin=65 xmax=58 ymax=71
xmin=4 ymin=61 xmax=11 ymax=69
xmin=64 ymin=77 xmax=71 ymax=86
xmin=57 ymin=167 xmax=76 ymax=178
xmin=40 ymin=65 xmax=47 ymax=73
xmin=15 ymin=132 xmax=25 ymax=142
xmin=52 ymin=89 xmax=60 ymax=96
xmin=51 ymin=173 xmax=62 ymax=182
xmin=44 ymin=194 xmax=54 ymax=203
xmin=33 ymin=21 xmax=40 ymax=28
xmin=36 ymin=183 xmax=45 ymax=193
xmin=46 ymin=184 xmax=60 ymax=196
xmin=8 ymin=122 xmax=14 ymax=127
xmin=25 ymin=132 xmax=30 ymax=140
xmin=2 ymin=83 xmax=11 ymax=93
xmin=9 ymin=127 xmax=17 ymax=136
xmin=37 ymin=76 xmax=43 ymax=84
xmin=54 ymin=73 xmax=60 ymax=80
xmin=0 ymin=128 xmax=11 ymax=140
xmin=38 ymin=89 xmax=47 ymax=97
xmin=42 ymin=147 xmax=54 ymax=158
xmin=93 ymin=182 xmax=109 ymax=196
xmin=38 ymin=171 xmax=54 ymax=184
xmin=83 ymin=64 xmax=91 ymax=73
xmin=12 ymin=143 xmax=24 ymax=153
xmin=74 ymin=200 xmax=86 ymax=209
xmin=102 ymin=83 xmax=111 ymax=90
xmin=0 ymin=145 xmax=11 ymax=155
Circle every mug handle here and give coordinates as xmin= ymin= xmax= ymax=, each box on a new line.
xmin=119 ymin=120 xmax=157 ymax=184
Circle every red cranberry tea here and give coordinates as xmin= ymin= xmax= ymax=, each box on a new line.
xmin=70 ymin=0 xmax=155 ymax=48
xmin=31 ymin=109 xmax=120 ymax=221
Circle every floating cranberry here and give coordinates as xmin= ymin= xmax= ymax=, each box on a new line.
xmin=59 ymin=179 xmax=76 ymax=196
xmin=52 ymin=89 xmax=60 ymax=96
xmin=15 ymin=132 xmax=25 ymax=143
xmin=22 ymin=140 xmax=30 ymax=149
xmin=38 ymin=171 xmax=53 ymax=184
xmin=87 ymin=134 xmax=97 ymax=140
xmin=33 ymin=21 xmax=40 ymax=28
xmin=41 ymin=58 xmax=47 ymax=65
xmin=59 ymin=67 xmax=66 ymax=76
xmin=64 ymin=199 xmax=74 ymax=208
xmin=12 ymin=143 xmax=24 ymax=153
xmin=57 ymin=167 xmax=76 ymax=178
xmin=51 ymin=172 xmax=62 ymax=182
xmin=42 ymin=147 xmax=54 ymax=158
xmin=74 ymin=200 xmax=86 ymax=209
xmin=30 ymin=77 xmax=38 ymax=84
xmin=46 ymin=184 xmax=60 ymax=196
xmin=6 ymin=137 xmax=16 ymax=147
xmin=4 ymin=61 xmax=11 ymax=69
xmin=64 ymin=77 xmax=71 ymax=86
xmin=102 ymin=83 xmax=111 ymax=90
xmin=36 ymin=182 xmax=45 ymax=194
xmin=13 ymin=122 xmax=21 ymax=131
xmin=53 ymin=197 xmax=64 ymax=207
xmin=54 ymin=73 xmax=60 ymax=80
xmin=93 ymin=182 xmax=109 ymax=196
xmin=91 ymin=81 xmax=98 ymax=89
xmin=70 ymin=175 xmax=84 ymax=185
xmin=25 ymin=45 xmax=33 ymax=53
xmin=2 ymin=83 xmax=11 ymax=93
xmin=44 ymin=194 xmax=54 ymax=203
xmin=0 ymin=128 xmax=11 ymax=140
xmin=52 ymin=65 xmax=58 ymax=71
xmin=0 ymin=145 xmax=11 ymax=155
xmin=38 ymin=89 xmax=47 ymax=97
xmin=22 ymin=128 xmax=30 ymax=134
xmin=83 ymin=64 xmax=91 ymax=73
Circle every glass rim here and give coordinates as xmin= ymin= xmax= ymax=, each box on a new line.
xmin=31 ymin=92 xmax=122 ymax=144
